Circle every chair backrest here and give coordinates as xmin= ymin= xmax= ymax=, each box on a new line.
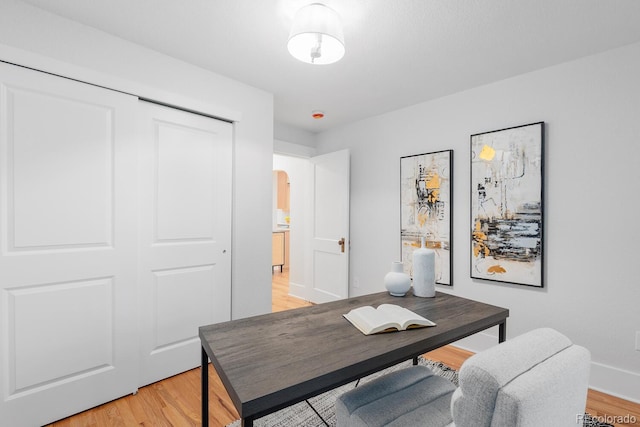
xmin=450 ymin=328 xmax=591 ymax=427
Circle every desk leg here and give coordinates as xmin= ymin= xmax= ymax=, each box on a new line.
xmin=202 ymin=346 xmax=209 ymax=427
xmin=242 ymin=417 xmax=254 ymax=426
xmin=499 ymin=321 xmax=506 ymax=343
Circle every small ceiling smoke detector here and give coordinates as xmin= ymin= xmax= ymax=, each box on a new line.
xmin=312 ymin=110 xmax=325 ymax=119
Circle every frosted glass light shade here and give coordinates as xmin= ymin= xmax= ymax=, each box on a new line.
xmin=288 ymin=3 xmax=345 ymax=65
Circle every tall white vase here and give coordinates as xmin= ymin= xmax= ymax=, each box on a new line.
xmin=413 ymin=237 xmax=435 ymax=297
xmin=384 ymin=261 xmax=411 ymax=297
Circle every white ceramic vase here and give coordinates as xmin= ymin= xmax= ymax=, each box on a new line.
xmin=412 ymin=237 xmax=436 ymax=297
xmin=384 ymin=261 xmax=411 ymax=297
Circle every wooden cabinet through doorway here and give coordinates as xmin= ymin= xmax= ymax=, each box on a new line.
xmin=276 ymin=171 xmax=289 ymax=211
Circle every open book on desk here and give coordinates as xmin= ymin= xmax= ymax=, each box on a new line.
xmin=343 ymin=304 xmax=436 ymax=335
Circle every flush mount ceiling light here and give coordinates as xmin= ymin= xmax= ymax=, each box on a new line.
xmin=288 ymin=3 xmax=345 ymax=65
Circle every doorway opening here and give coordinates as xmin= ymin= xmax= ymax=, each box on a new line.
xmin=272 ymin=169 xmax=291 ymax=312
xmin=271 ymin=157 xmax=314 ymax=312
xmin=271 ymin=150 xmax=350 ymax=308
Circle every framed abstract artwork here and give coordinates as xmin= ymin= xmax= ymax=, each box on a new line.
xmin=401 ymin=150 xmax=453 ymax=286
xmin=470 ymin=122 xmax=544 ymax=287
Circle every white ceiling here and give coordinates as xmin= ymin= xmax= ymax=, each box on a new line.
xmin=20 ymin=0 xmax=640 ymax=134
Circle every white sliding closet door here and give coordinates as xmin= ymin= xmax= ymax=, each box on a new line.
xmin=0 ymin=63 xmax=139 ymax=426
xmin=138 ymin=102 xmax=232 ymax=386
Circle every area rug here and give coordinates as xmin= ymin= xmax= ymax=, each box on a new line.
xmin=226 ymin=356 xmax=612 ymax=427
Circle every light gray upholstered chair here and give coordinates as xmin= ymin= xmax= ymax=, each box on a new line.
xmin=336 ymin=328 xmax=591 ymax=427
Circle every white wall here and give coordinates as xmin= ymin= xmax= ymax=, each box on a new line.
xmin=274 ymin=122 xmax=317 ymax=149
xmin=0 ymin=1 xmax=274 ymax=319
xmin=316 ymin=42 xmax=640 ymax=402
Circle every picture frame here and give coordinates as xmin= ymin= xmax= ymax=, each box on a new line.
xmin=401 ymin=149 xmax=453 ymax=286
xmin=470 ymin=122 xmax=544 ymax=287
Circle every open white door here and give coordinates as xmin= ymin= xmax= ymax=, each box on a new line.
xmin=307 ymin=150 xmax=350 ymax=303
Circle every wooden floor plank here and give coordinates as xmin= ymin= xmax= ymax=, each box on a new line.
xmin=45 ymin=271 xmax=639 ymax=427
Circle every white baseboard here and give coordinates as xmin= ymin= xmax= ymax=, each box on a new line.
xmin=449 ymin=327 xmax=501 ymax=352
xmin=288 ymin=280 xmax=307 ymax=301
xmin=589 ymin=361 xmax=640 ymax=404
xmin=449 ymin=330 xmax=640 ymax=404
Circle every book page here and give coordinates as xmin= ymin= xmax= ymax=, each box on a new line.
xmin=343 ymin=306 xmax=400 ymax=335
xmin=377 ymin=304 xmax=436 ymax=329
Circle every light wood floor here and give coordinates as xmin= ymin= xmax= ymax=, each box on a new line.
xmin=47 ymin=270 xmax=640 ymax=427
xmin=271 ymin=268 xmax=313 ymax=313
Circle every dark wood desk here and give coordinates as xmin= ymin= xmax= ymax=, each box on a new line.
xmin=199 ymin=291 xmax=509 ymax=427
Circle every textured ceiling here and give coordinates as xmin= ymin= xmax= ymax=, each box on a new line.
xmin=19 ymin=0 xmax=640 ymax=133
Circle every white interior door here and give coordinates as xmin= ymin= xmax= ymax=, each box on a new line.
xmin=307 ymin=149 xmax=350 ymax=303
xmin=0 ymin=63 xmax=139 ymax=426
xmin=138 ymin=102 xmax=232 ymax=386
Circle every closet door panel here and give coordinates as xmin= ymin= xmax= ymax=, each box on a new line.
xmin=0 ymin=63 xmax=139 ymax=427
xmin=139 ymin=102 xmax=232 ymax=386
xmin=155 ymin=122 xmax=217 ymax=241
xmin=9 ymin=278 xmax=113 ymax=390
xmin=9 ymin=87 xmax=112 ymax=249
xmin=153 ymin=265 xmax=215 ymax=346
